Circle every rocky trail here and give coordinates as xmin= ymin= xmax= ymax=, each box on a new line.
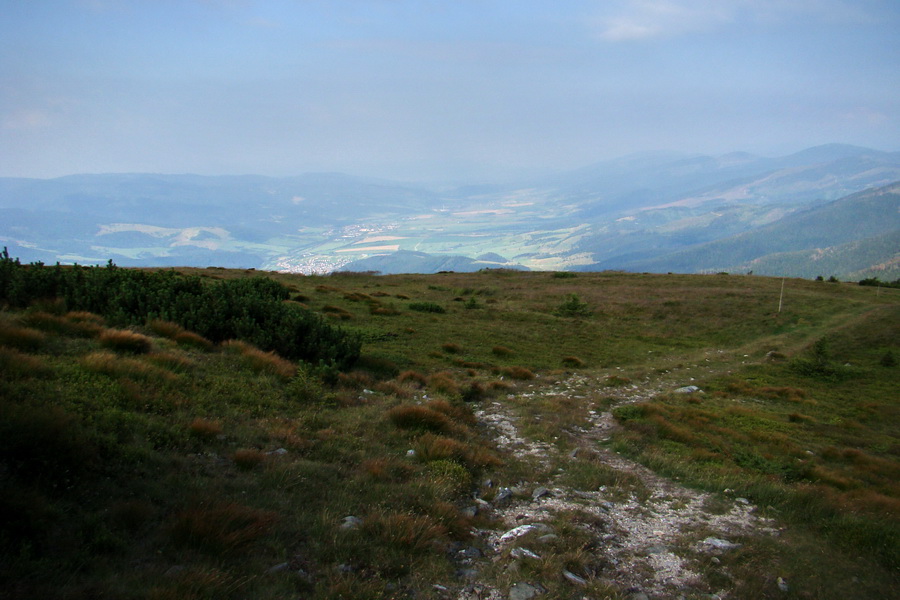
xmin=449 ymin=372 xmax=782 ymax=600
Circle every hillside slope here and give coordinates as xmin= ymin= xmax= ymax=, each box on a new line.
xmin=616 ymin=182 xmax=900 ymax=278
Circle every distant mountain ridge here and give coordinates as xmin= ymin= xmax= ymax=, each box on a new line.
xmin=1 ymin=144 xmax=898 ymax=279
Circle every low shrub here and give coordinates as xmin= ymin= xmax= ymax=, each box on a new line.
xmin=554 ymin=293 xmax=592 ymax=318
xmin=408 ymin=302 xmax=445 ymax=314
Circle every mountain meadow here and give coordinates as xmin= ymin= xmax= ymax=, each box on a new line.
xmin=1 ymin=252 xmax=898 ymax=599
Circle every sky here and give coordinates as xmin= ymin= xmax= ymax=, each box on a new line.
xmin=2 ymin=0 xmax=899 ymax=182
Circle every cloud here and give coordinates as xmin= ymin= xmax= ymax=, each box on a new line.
xmin=593 ymin=0 xmax=732 ymax=41
xmin=592 ymin=0 xmax=883 ymax=42
xmin=2 ymin=109 xmax=53 ymax=130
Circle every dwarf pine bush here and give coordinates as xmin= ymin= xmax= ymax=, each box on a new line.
xmin=0 ymin=251 xmax=360 ymax=368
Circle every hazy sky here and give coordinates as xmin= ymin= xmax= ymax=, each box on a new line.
xmin=2 ymin=0 xmax=899 ymax=181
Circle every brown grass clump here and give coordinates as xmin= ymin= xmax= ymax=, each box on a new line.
xmin=397 ymin=370 xmax=428 ymax=388
xmin=242 ymin=347 xmax=296 ymax=379
xmin=425 ymin=398 xmax=477 ymax=426
xmin=0 ymin=321 xmax=46 ymax=351
xmin=321 ymin=305 xmax=353 ymax=320
xmin=81 ymin=350 xmax=176 ymax=382
xmin=147 ymin=319 xmax=213 ymax=350
xmin=232 ymin=448 xmax=267 ymax=471
xmin=500 ymin=366 xmax=535 ymax=380
xmin=387 ymin=404 xmax=453 ymax=433
xmin=374 ymin=380 xmax=413 ymax=398
xmin=168 ymin=500 xmax=277 ymax=555
xmin=561 ymin=355 xmax=585 ymax=368
xmin=441 ymin=342 xmax=463 ymax=354
xmin=145 ymin=351 xmax=195 ymax=372
xmin=360 ymin=511 xmax=447 ymax=551
xmin=488 ymin=380 xmax=514 ymax=392
xmin=221 ymin=340 xmax=295 ymax=378
xmin=370 ymin=304 xmax=401 ymax=316
xmin=361 ymin=457 xmax=416 ymax=482
xmin=605 ymin=374 xmax=631 ymax=386
xmin=22 ymin=311 xmax=102 ymax=337
xmin=189 ymin=418 xmax=223 ymax=439
xmin=491 ymin=345 xmax=514 ymax=357
xmin=415 ymin=433 xmax=502 ymax=469
xmin=99 ymin=328 xmax=153 ymax=354
xmin=0 ymin=347 xmax=49 ymax=379
xmin=427 ymin=372 xmax=461 ymax=395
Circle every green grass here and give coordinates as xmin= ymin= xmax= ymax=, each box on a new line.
xmin=1 ymin=269 xmax=897 ymax=598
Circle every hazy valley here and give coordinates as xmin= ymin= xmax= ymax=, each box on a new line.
xmin=2 ymin=143 xmax=899 ymax=280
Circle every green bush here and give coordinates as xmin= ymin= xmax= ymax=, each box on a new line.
xmin=408 ymin=302 xmax=446 ymax=314
xmin=554 ymin=293 xmax=592 ymax=318
xmin=0 ymin=250 xmax=360 ymax=368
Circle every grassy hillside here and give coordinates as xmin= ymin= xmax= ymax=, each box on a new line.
xmin=1 ymin=263 xmax=898 ymax=599
xmin=622 ymin=182 xmax=900 ymax=277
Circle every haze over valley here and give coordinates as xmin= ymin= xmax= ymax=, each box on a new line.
xmin=2 ymin=144 xmax=899 ymax=280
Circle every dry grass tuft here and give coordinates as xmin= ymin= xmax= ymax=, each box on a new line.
xmin=499 ymin=365 xmax=535 ymax=380
xmin=321 ymin=304 xmax=353 ymax=320
xmin=561 ymin=355 xmax=585 ymax=368
xmin=168 ymin=500 xmax=278 ymax=555
xmin=99 ymin=328 xmax=153 ymax=354
xmin=361 ymin=457 xmax=416 ymax=482
xmin=425 ymin=398 xmax=477 ymax=426
xmin=491 ymin=345 xmax=514 ymax=357
xmin=387 ymin=404 xmax=453 ymax=433
xmin=148 ymin=319 xmax=214 ymax=350
xmin=242 ymin=347 xmax=296 ymax=378
xmin=0 ymin=321 xmax=46 ymax=351
xmin=0 ymin=347 xmax=49 ymax=379
xmin=146 ymin=351 xmax=195 ymax=372
xmin=189 ymin=418 xmax=223 ymax=439
xmin=415 ymin=433 xmax=502 ymax=469
xmin=427 ymin=371 xmax=461 ymax=395
xmin=374 ymin=380 xmax=413 ymax=398
xmin=441 ymin=342 xmax=463 ymax=354
xmin=360 ymin=511 xmax=447 ymax=551
xmin=81 ymin=350 xmax=176 ymax=382
xmin=221 ymin=339 xmax=295 ymax=378
xmin=397 ymin=370 xmax=428 ymax=388
xmin=232 ymin=448 xmax=266 ymax=471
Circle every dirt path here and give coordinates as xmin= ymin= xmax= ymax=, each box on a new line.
xmin=458 ymin=372 xmax=779 ymax=600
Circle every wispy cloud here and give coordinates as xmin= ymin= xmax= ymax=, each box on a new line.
xmin=594 ymin=0 xmax=731 ymax=42
xmin=592 ymin=0 xmax=881 ymax=42
xmin=2 ymin=109 xmax=53 ymax=131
